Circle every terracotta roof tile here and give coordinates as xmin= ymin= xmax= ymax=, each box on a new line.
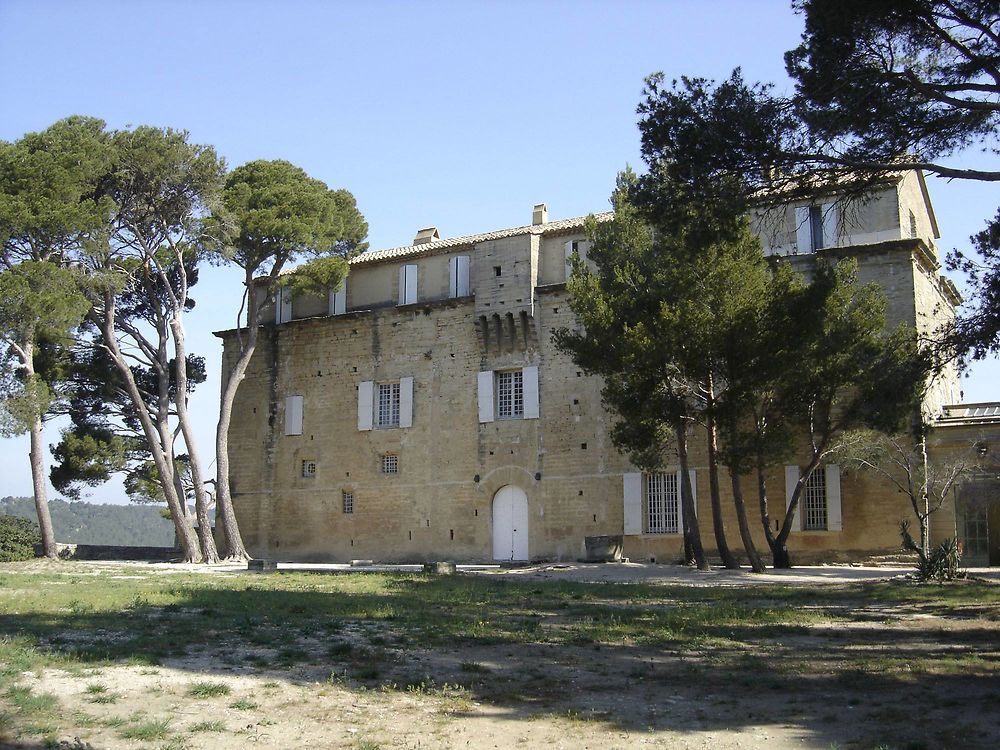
xmin=350 ymin=212 xmax=614 ymax=266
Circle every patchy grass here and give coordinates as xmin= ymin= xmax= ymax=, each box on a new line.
xmin=187 ymin=681 xmax=231 ymax=698
xmin=190 ymin=720 xmax=226 ymax=733
xmin=0 ymin=561 xmax=998 ymax=747
xmin=119 ymin=717 xmax=171 ymax=741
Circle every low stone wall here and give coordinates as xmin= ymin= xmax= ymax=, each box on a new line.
xmin=48 ymin=543 xmax=179 ymax=561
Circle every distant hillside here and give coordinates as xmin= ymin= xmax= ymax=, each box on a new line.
xmin=0 ymin=497 xmax=177 ymax=547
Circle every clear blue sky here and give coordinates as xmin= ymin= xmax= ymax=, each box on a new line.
xmin=1 ymin=0 xmax=997 ymax=504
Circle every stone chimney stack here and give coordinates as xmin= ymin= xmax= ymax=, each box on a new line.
xmin=532 ymin=203 xmax=548 ymax=225
xmin=413 ymin=227 xmax=440 ymax=245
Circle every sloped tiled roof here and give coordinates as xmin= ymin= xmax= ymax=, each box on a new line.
xmin=351 ymin=212 xmax=614 ymax=266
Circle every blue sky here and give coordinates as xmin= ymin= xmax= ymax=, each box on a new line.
xmin=1 ymin=0 xmax=997 ymax=504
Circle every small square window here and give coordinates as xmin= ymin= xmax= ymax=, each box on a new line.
xmin=493 ymin=266 xmax=502 ymax=277
xmin=302 ymin=460 xmax=317 ymax=478
xmin=382 ymin=454 xmax=398 ymax=474
xmin=342 ymin=491 xmax=354 ymax=514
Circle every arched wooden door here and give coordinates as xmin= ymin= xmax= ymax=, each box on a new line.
xmin=492 ymin=485 xmax=528 ymax=561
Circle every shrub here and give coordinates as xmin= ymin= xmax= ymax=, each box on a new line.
xmin=901 ymin=520 xmax=963 ymax=581
xmin=0 ymin=515 xmax=40 ymax=562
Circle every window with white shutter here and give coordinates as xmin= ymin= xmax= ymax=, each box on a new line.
xmin=284 ymin=395 xmax=303 ymax=436
xmin=276 ymin=286 xmax=293 ymax=324
xmin=376 ymin=382 xmax=400 ymax=428
xmin=803 ymin=468 xmax=827 ymax=530
xmin=357 ymin=381 xmax=374 ymax=431
xmin=496 ymin=370 xmax=523 ymax=419
xmin=449 ymin=255 xmax=470 ymax=298
xmin=329 ymin=279 xmax=347 ymax=315
xmin=785 ymin=465 xmax=802 ymax=531
xmin=646 ymin=472 xmax=680 ymax=534
xmin=795 ymin=203 xmax=838 ymax=252
xmin=478 ymin=370 xmax=494 ymax=423
xmin=398 ymin=264 xmax=418 ymax=305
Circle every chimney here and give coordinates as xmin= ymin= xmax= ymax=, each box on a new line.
xmin=413 ymin=227 xmax=440 ymax=246
xmin=532 ymin=203 xmax=548 ymax=225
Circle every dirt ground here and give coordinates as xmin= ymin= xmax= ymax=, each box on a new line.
xmin=4 ymin=562 xmax=1000 ymax=750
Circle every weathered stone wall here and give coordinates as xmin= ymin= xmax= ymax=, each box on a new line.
xmin=220 ymin=189 xmax=968 ymax=565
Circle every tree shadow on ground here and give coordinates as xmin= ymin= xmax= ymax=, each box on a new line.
xmin=2 ymin=573 xmax=999 ymax=749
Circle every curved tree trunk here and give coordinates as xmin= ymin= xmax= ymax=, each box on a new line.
xmin=730 ymin=470 xmax=767 ymax=573
xmin=29 ymin=413 xmax=58 ymax=559
xmin=706 ymin=377 xmax=738 ymax=569
xmin=95 ymin=302 xmax=201 ymax=562
xmin=213 ymin=276 xmax=258 ymax=562
xmin=171 ymin=318 xmax=219 ymax=563
xmin=755 ymin=458 xmax=788 ymax=568
xmin=19 ymin=340 xmax=58 ymax=559
xmin=676 ymin=420 xmax=709 ymax=571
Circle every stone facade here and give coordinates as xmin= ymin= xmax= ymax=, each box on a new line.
xmin=218 ymin=172 xmax=990 ymax=564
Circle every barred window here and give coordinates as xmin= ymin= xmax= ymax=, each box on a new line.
xmin=804 ymin=469 xmax=827 ymax=530
xmin=377 ymin=382 xmax=400 ymax=428
xmin=301 ymin=460 xmax=317 ymax=478
xmin=342 ymin=491 xmax=354 ymax=514
xmin=496 ymin=370 xmax=523 ymax=419
xmin=382 ymin=453 xmax=398 ymax=474
xmin=646 ymin=472 xmax=679 ymax=534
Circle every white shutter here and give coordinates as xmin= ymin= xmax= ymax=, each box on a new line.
xmin=677 ymin=468 xmax=698 ymax=530
xmin=329 ymin=280 xmax=346 ymax=315
xmin=623 ymin=472 xmax=642 ymax=535
xmin=785 ymin=465 xmax=802 ymax=531
xmin=399 ymin=376 xmax=414 ymax=428
xmin=456 ymin=255 xmax=470 ymax=296
xmin=522 ymin=366 xmax=539 ymax=419
xmin=398 ymin=264 xmax=418 ymax=305
xmin=276 ymin=286 xmax=293 ymax=324
xmin=284 ymin=395 xmax=303 ymax=436
xmin=477 ymin=370 xmax=494 ymax=423
xmin=822 ymin=202 xmax=838 ymax=248
xmin=448 ymin=256 xmax=459 ymax=298
xmin=795 ymin=206 xmax=811 ymax=253
xmin=826 ymin=464 xmax=843 ymax=531
xmin=357 ymin=381 xmax=374 ymax=431
xmin=564 ymin=240 xmax=574 ymax=280
xmin=577 ymin=240 xmax=589 ymax=265
xmin=449 ymin=256 xmax=470 ymax=298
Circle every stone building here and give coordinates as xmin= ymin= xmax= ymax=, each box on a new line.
xmin=216 ymin=170 xmax=996 ymax=564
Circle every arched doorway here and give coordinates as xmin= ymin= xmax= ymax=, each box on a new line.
xmin=492 ymin=485 xmax=528 ymax=561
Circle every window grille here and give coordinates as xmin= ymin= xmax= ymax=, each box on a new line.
xmin=382 ymin=454 xmax=398 ymax=474
xmin=342 ymin=491 xmax=354 ymax=514
xmin=302 ymin=460 xmax=316 ymax=478
xmin=804 ymin=469 xmax=827 ymax=530
xmin=646 ymin=472 xmax=679 ymax=534
xmin=496 ymin=370 xmax=524 ymax=419
xmin=377 ymin=382 xmax=400 ymax=428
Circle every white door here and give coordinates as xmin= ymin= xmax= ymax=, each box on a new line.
xmin=492 ymin=485 xmax=528 ymax=561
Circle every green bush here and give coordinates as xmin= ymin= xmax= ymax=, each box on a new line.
xmin=0 ymin=515 xmax=40 ymax=562
xmin=900 ymin=520 xmax=963 ymax=581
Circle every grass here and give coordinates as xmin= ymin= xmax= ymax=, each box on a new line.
xmin=4 ymin=685 xmax=57 ymax=714
xmin=229 ymin=698 xmax=259 ymax=711
xmin=189 ymin=720 xmax=226 ymax=733
xmin=187 ymin=681 xmax=231 ymax=698
xmin=119 ymin=718 xmax=171 ymax=741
